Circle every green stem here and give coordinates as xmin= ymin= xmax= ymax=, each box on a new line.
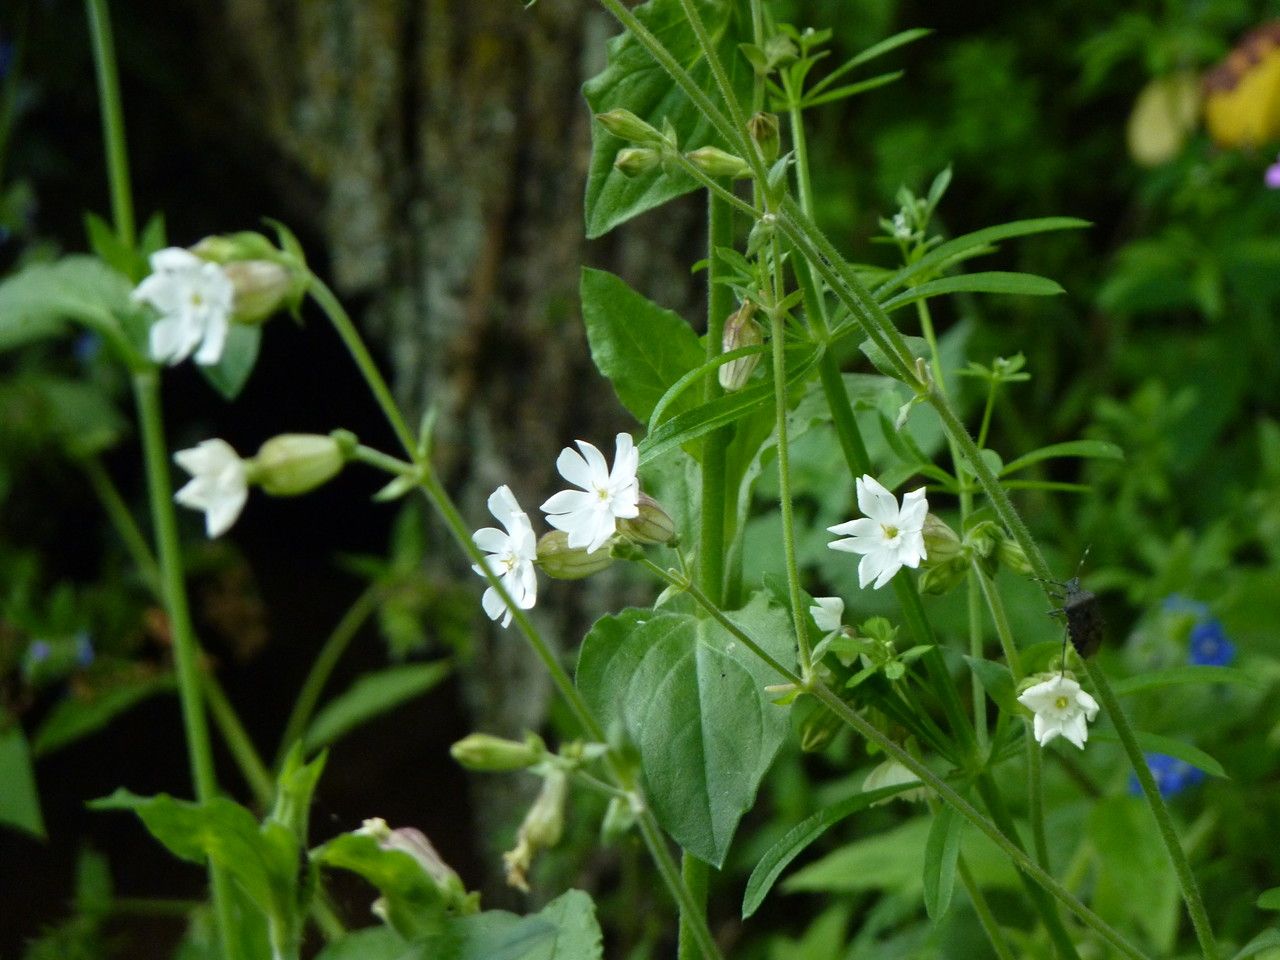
xmin=81 ymin=454 xmax=161 ymax=594
xmin=132 ymin=372 xmax=239 ymax=959
xmin=85 ymin=0 xmax=135 ymax=249
xmin=1026 ymin=734 xmax=1050 ymax=870
xmin=275 ymin=586 xmax=380 ymax=767
xmin=958 ymin=857 xmax=1017 ymax=960
xmin=202 ymin=674 xmax=274 ymax=808
xmin=978 ymin=379 xmax=998 ymax=450
xmin=638 ymin=813 xmax=725 ymax=960
xmin=679 ymin=855 xmax=712 ymax=960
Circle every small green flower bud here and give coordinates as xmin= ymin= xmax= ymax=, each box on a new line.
xmin=224 ymin=260 xmax=294 ymax=325
xmin=799 ymin=704 xmax=840 ymax=753
xmin=536 ymin=530 xmax=616 ymax=579
xmin=503 ymin=769 xmax=568 ymax=892
xmin=249 ymin=434 xmax=345 ymax=496
xmin=595 ymin=109 xmax=663 ymax=145
xmin=617 ymin=493 xmax=678 ymax=546
xmin=918 ymin=557 xmax=968 ymax=596
xmin=965 ymin=519 xmax=1000 ymax=559
xmin=747 ymin=111 xmax=780 ymax=163
xmin=613 ymin=146 xmax=662 ymax=177
xmin=685 ymin=146 xmax=753 ymax=180
xmin=718 ymin=303 xmax=763 ymax=391
xmin=190 ymin=232 xmax=279 ymax=263
xmin=450 ymin=732 xmax=544 ymax=772
xmin=600 ymin=794 xmax=637 ymax=843
xmin=920 ymin=513 xmax=962 ymax=566
xmin=997 ymin=537 xmax=1033 ymax=575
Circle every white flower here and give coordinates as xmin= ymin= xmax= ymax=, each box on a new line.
xmin=472 ymin=485 xmax=538 ymax=628
xmin=809 ymin=596 xmax=845 ymax=633
xmin=1017 ymin=675 xmax=1100 ymax=749
xmin=540 ymin=433 xmax=639 ymax=554
xmin=132 ymin=248 xmax=235 ymax=366
xmin=173 ymin=439 xmax=249 ymax=538
xmin=827 ymin=475 xmax=928 ymax=589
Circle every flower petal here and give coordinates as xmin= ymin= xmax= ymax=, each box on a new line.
xmin=555 ymin=446 xmax=593 ymax=490
xmin=856 ymin=475 xmax=899 ymax=524
xmin=473 ymin=527 xmax=510 ymax=554
xmin=575 ymin=439 xmax=609 ymax=484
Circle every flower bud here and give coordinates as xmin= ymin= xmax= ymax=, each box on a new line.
xmin=747 ymin=111 xmax=780 ymax=163
xmin=918 ymin=557 xmax=968 ymax=596
xmin=223 ymin=260 xmax=294 ymax=325
xmin=600 ymin=794 xmax=637 ymax=843
xmin=685 ymin=146 xmax=753 ymax=180
xmin=965 ymin=519 xmax=1000 ymax=559
xmin=595 ymin=109 xmax=663 ymax=145
xmin=536 ymin=530 xmax=615 ymax=579
xmin=718 ymin=303 xmax=763 ymax=391
xmin=613 ymin=147 xmax=662 ymax=177
xmin=799 ymin=704 xmax=840 ymax=753
xmin=921 ymin=514 xmax=962 ymax=566
xmin=190 ymin=232 xmax=279 ymax=263
xmin=503 ymin=769 xmax=568 ymax=892
xmin=450 ymin=732 xmax=544 ymax=771
xmin=617 ymin=493 xmax=678 ymax=546
xmin=997 ymin=537 xmax=1033 ymax=575
xmin=249 ymin=434 xmax=345 ymax=496
xmin=358 ymin=818 xmax=478 ymax=915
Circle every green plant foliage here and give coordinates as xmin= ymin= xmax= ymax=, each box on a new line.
xmin=303 ymin=661 xmax=452 ymax=751
xmin=33 ymin=673 xmax=176 ymax=756
xmin=0 ymin=256 xmax=132 ymax=352
xmin=0 ymin=724 xmax=45 ymax=837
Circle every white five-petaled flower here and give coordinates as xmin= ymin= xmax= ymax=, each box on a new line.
xmin=809 ymin=596 xmax=845 ymax=633
xmin=132 ymin=248 xmax=235 ymax=367
xmin=472 ymin=485 xmax=538 ymax=628
xmin=173 ymin=439 xmax=249 ymax=538
xmin=827 ymin=475 xmax=928 ymax=589
xmin=540 ymin=433 xmax=639 ymax=554
xmin=1017 ymin=675 xmax=1100 ymax=750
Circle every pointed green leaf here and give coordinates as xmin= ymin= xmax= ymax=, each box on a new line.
xmin=577 ymin=595 xmax=792 ymax=866
xmin=922 ymin=806 xmax=962 ymax=919
xmin=410 ymin=889 xmax=602 ymax=960
xmin=1089 ymin=730 xmax=1227 ymax=778
xmin=1232 ymin=930 xmax=1280 ymax=960
xmin=879 ymin=272 xmax=1064 ymax=313
xmin=1001 ymin=440 xmax=1124 ymax=476
xmin=0 ymin=255 xmax=132 ymax=351
xmin=963 ymin=656 xmax=1018 ymax=715
xmin=199 ymin=323 xmax=261 ymax=400
xmin=580 ymin=268 xmax=703 ymax=424
xmin=0 ymin=725 xmax=45 ymax=838
xmin=305 ymin=661 xmax=451 ymax=751
xmin=741 ymin=783 xmax=913 ymax=918
xmin=1111 ymin=665 xmax=1258 ymax=697
xmin=33 ymin=673 xmax=176 ymax=756
xmin=805 ymin=28 xmax=932 ymax=100
xmin=1257 ymin=888 xmax=1280 ymax=911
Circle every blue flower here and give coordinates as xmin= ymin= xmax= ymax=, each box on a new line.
xmin=75 ymin=632 xmax=95 ymax=667
xmin=1188 ymin=619 xmax=1235 ymax=667
xmin=1129 ymin=753 xmax=1205 ymax=798
xmin=27 ymin=639 xmax=51 ymax=664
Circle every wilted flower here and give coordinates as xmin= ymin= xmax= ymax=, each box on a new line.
xmin=827 ymin=475 xmax=928 ymax=589
xmin=472 ymin=485 xmax=538 ymax=628
xmin=1188 ymin=618 xmax=1236 ymax=667
xmin=503 ymin=769 xmax=568 ymax=892
xmin=1018 ymin=674 xmax=1100 ymax=749
xmin=173 ymin=439 xmax=249 ymax=538
xmin=132 ymin=248 xmax=234 ymax=367
xmin=809 ymin=597 xmax=844 ymax=633
xmin=541 ymin=434 xmax=639 ymax=554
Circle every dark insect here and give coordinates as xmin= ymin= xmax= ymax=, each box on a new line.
xmin=1043 ymin=576 xmax=1104 ymax=660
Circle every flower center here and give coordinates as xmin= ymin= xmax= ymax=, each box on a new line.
xmin=595 ymin=486 xmax=610 ymax=502
xmin=881 ymin=523 xmax=900 ymax=540
xmin=1054 ymin=695 xmax=1070 ymax=710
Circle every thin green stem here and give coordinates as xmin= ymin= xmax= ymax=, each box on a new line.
xmin=978 ymin=379 xmax=998 ymax=450
xmin=308 ymin=277 xmax=418 ymax=457
xmin=275 ymin=586 xmax=380 ymax=767
xmin=973 ymin=564 xmax=1022 ymax=679
xmin=679 ymin=856 xmax=712 ymax=960
xmin=132 ymin=372 xmax=239 ymax=959
xmin=638 ymin=813 xmax=725 ymax=960
xmin=676 ymin=0 xmax=747 ymax=143
xmin=349 ymin=443 xmax=417 ymax=478
xmin=958 ymin=858 xmax=1017 ymax=960
xmin=85 ymin=0 xmax=135 ymax=249
xmin=202 ymin=674 xmax=274 ymax=808
xmin=1026 ymin=734 xmax=1050 ymax=870
xmin=698 ymin=191 xmax=733 ymax=610
xmin=81 ymin=454 xmax=161 ymax=594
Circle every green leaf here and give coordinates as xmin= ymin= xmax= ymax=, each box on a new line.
xmin=1257 ymin=888 xmax=1280 ymax=911
xmin=798 ymin=71 xmax=903 ymax=109
xmin=85 ymin=212 xmax=145 ymax=279
xmin=305 ymin=661 xmax=452 ymax=751
xmin=311 ymin=831 xmax=451 ymax=941
xmin=805 ymin=28 xmax=932 ymax=100
xmin=1087 ymin=797 xmax=1180 ymax=953
xmin=0 ymin=725 xmax=45 ymax=838
xmin=0 ymin=255 xmax=132 ymax=351
xmin=271 ymin=744 xmax=327 ymax=846
xmin=0 ymin=376 xmax=130 ymax=459
xmin=874 ymin=218 xmax=1091 ymax=297
xmin=1232 ymin=930 xmax=1280 ymax=960
xmin=878 ymin=272 xmax=1064 ymax=313
xmin=963 ymin=657 xmax=1018 ymax=715
xmin=1089 ymin=730 xmax=1227 ymax=778
xmin=199 ymin=323 xmax=261 ymax=400
xmin=579 ymin=268 xmax=704 ymax=424
xmin=741 ymin=783 xmax=913 ymax=918
xmin=33 ymin=673 xmax=176 ymax=756
xmin=413 ymin=890 xmax=602 ymax=960
xmin=922 ymin=805 xmax=962 ymax=920
xmin=314 ymin=927 xmax=407 ymax=960
xmin=638 ymin=345 xmax=820 ymax=465
xmin=582 ymin=0 xmax=747 ymax=238
xmin=1000 ymin=440 xmax=1124 ymax=476
xmin=577 ymin=595 xmax=792 ymax=866
xmin=1110 ymin=665 xmax=1258 ymax=697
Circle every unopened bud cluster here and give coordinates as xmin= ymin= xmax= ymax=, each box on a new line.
xmin=916 ymin=514 xmax=1032 ymax=595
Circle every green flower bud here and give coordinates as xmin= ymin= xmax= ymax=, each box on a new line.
xmin=718 ymin=303 xmax=763 ymax=391
xmin=450 ymin=732 xmax=544 ymax=772
xmin=190 ymin=232 xmax=279 ymax=263
xmin=503 ymin=769 xmax=568 ymax=892
xmin=617 ymin=493 xmax=678 ymax=546
xmin=965 ymin=519 xmax=1000 ymax=559
xmin=536 ymin=530 xmax=616 ymax=579
xmin=249 ymin=434 xmax=345 ymax=496
xmin=997 ymin=537 xmax=1033 ymax=575
xmin=799 ymin=704 xmax=840 ymax=753
xmin=600 ymin=794 xmax=637 ymax=843
xmin=747 ymin=111 xmax=780 ymax=163
xmin=918 ymin=557 xmax=968 ymax=596
xmin=613 ymin=146 xmax=662 ymax=177
xmin=920 ymin=513 xmax=963 ymax=566
xmin=685 ymin=146 xmax=753 ymax=179
xmin=224 ymin=260 xmax=294 ymax=325
xmin=595 ymin=109 xmax=663 ymax=144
